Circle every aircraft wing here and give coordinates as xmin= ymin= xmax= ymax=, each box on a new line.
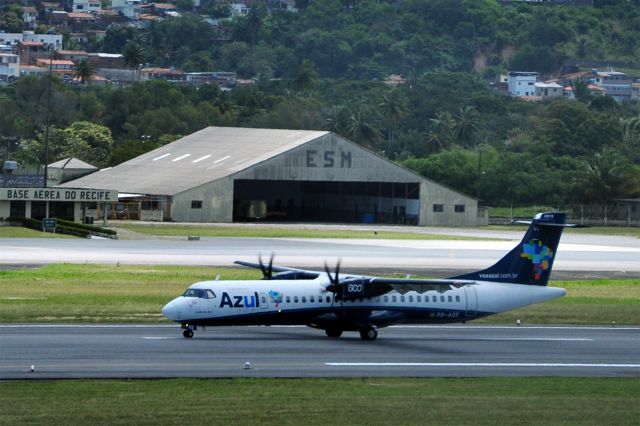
xmin=234 ymin=260 xmax=301 ymax=273
xmin=368 ymin=277 xmax=474 ymax=294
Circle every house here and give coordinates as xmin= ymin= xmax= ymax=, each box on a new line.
xmin=55 ymin=49 xmax=89 ymax=62
xmin=507 ymin=71 xmax=539 ymax=97
xmin=73 ymin=0 xmax=101 ymax=13
xmin=22 ymin=7 xmax=38 ymax=29
xmin=589 ymin=69 xmax=633 ymax=103
xmin=19 ymin=65 xmax=48 ymax=77
xmin=632 ymin=82 xmax=640 ymax=101
xmin=35 ymin=58 xmax=76 ymax=80
xmin=149 ymin=2 xmax=178 ymax=15
xmin=0 ymin=53 xmax=20 ymax=82
xmin=140 ymin=67 xmax=186 ymax=81
xmin=535 ymin=81 xmax=564 ymax=99
xmin=88 ymin=53 xmax=125 ymax=69
xmin=230 ymin=2 xmax=250 ymax=16
xmin=111 ymin=0 xmax=142 ymax=18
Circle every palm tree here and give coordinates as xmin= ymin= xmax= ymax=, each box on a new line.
xmin=570 ymin=79 xmax=593 ymax=104
xmin=123 ymin=42 xmax=145 ymax=81
xmin=74 ymin=59 xmax=95 ymax=84
xmin=378 ymin=91 xmax=408 ymax=158
xmin=346 ymin=109 xmax=383 ymax=149
xmin=454 ymin=105 xmax=480 ymax=147
xmin=292 ymin=59 xmax=318 ymax=92
xmin=425 ymin=111 xmax=455 ymax=153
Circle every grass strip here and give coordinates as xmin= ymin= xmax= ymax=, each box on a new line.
xmin=0 ymin=378 xmax=638 ymax=426
xmin=115 ymin=224 xmax=495 ymax=240
xmin=0 ymin=226 xmax=72 ymax=238
xmin=0 ymin=264 xmax=638 ymax=324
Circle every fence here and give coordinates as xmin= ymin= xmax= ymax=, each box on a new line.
xmin=488 ymin=204 xmax=640 ymax=227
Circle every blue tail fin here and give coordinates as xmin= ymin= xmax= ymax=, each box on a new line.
xmin=450 ymin=212 xmax=568 ymax=286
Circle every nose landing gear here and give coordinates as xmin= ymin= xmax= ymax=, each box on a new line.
xmin=181 ymin=323 xmax=196 ymax=338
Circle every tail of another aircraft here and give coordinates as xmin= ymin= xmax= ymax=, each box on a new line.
xmin=451 ymin=212 xmax=568 ymax=286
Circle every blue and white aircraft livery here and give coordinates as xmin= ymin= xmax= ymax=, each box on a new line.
xmin=162 ymin=212 xmax=569 ymax=340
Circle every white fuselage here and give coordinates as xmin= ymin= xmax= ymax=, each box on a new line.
xmin=162 ymin=278 xmax=566 ymax=326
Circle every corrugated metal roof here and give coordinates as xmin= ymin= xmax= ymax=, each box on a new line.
xmin=60 ymin=127 xmax=328 ymax=196
xmin=49 ymin=157 xmax=98 ymax=170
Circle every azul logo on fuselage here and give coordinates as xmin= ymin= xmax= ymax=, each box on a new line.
xmin=219 ymin=292 xmax=260 ymax=308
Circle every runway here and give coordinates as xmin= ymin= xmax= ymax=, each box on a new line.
xmin=1 ymin=325 xmax=638 ymax=379
xmin=0 ymin=232 xmax=639 ymax=276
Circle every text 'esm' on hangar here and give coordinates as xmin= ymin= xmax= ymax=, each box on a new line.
xmin=61 ymin=127 xmax=481 ymax=226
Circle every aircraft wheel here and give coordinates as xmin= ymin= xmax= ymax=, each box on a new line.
xmin=325 ymin=328 xmax=343 ymax=338
xmin=359 ymin=326 xmax=378 ymax=341
xmin=183 ymin=329 xmax=194 ymax=338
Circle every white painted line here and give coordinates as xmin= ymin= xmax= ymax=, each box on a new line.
xmin=213 ymin=155 xmax=231 ymax=164
xmin=192 ymin=155 xmax=212 ymax=163
xmin=325 ymin=363 xmax=640 ymax=368
xmin=461 ymin=338 xmax=593 ymax=341
xmin=390 ymin=325 xmax=640 ymax=331
xmin=142 ymin=336 xmax=176 ymax=340
xmin=172 ymin=154 xmax=191 ymax=162
xmin=152 ymin=153 xmax=171 ymax=161
xmin=0 ymin=324 xmax=174 ymax=328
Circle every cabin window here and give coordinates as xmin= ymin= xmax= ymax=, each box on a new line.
xmin=294 ymin=296 xmax=299 ymax=303
xmin=384 ymin=296 xmax=389 ymax=302
xmin=440 ymin=296 xmax=445 ymax=302
xmin=432 ymin=295 xmax=437 ymax=302
xmin=261 ymin=295 xmax=267 ymax=304
xmin=409 ymin=296 xmax=414 ymax=303
xmin=400 ymin=296 xmax=405 ymax=302
xmin=456 ymin=295 xmax=460 ymax=302
xmin=286 ymin=296 xmax=291 ymax=303
xmin=326 ymin=296 xmax=331 ymax=303
xmin=417 ymin=295 xmax=421 ymax=302
xmin=375 ymin=297 xmax=380 ymax=302
xmin=301 ymin=296 xmax=307 ymax=303
xmin=392 ymin=296 xmax=397 ymax=303
xmin=448 ymin=295 xmax=453 ymax=302
xmin=310 ymin=296 xmax=315 ymax=303
xmin=206 ymin=290 xmax=216 ymax=298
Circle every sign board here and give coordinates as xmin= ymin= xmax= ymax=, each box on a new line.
xmin=42 ymin=218 xmax=57 ymax=232
xmin=0 ymin=188 xmax=117 ymax=202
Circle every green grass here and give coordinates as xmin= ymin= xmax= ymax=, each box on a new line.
xmin=0 ymin=378 xmax=638 ymax=425
xmin=0 ymin=264 xmax=638 ymax=324
xmin=115 ymin=224 xmax=493 ymax=240
xmin=0 ymin=226 xmax=72 ymax=238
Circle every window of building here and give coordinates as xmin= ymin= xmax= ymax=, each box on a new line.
xmin=433 ymin=204 xmax=444 ymax=213
xmin=454 ymin=204 xmax=465 ymax=213
xmin=142 ymin=200 xmax=159 ymax=210
xmin=191 ymin=200 xmax=203 ymax=209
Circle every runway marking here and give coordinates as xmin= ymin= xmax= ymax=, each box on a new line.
xmin=325 ymin=363 xmax=640 ymax=368
xmin=142 ymin=337 xmax=176 ymax=340
xmin=457 ymin=338 xmax=593 ymax=341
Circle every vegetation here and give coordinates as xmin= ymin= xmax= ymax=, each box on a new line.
xmin=0 ymin=264 xmax=637 ymax=324
xmin=1 ymin=1 xmax=640 ymax=206
xmin=115 ymin=224 xmax=496 ymax=240
xmin=1 ymin=377 xmax=639 ymax=426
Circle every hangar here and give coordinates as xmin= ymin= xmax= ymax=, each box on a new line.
xmin=62 ymin=127 xmax=479 ymax=226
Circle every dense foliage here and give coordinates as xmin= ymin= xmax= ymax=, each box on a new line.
xmin=1 ymin=0 xmax=640 ymax=206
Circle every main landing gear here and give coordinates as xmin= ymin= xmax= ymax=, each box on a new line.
xmin=359 ymin=326 xmax=378 ymax=341
xmin=324 ymin=326 xmax=378 ymax=341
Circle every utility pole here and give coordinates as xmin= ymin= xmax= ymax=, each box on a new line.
xmin=43 ymin=51 xmax=53 ymax=188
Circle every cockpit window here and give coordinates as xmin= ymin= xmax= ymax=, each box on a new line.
xmin=182 ymin=289 xmax=215 ymax=299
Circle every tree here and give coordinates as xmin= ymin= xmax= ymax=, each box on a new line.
xmin=570 ymin=79 xmax=594 ymax=104
xmin=577 ymin=147 xmax=640 ymax=203
xmin=74 ymin=59 xmax=95 ymax=84
xmin=378 ymin=91 xmax=408 ymax=158
xmin=291 ymin=59 xmax=319 ymax=92
xmin=454 ymin=105 xmax=480 ymax=147
xmin=123 ymin=42 xmax=145 ymax=81
xmin=346 ymin=108 xmax=383 ymax=149
xmin=425 ymin=111 xmax=455 ymax=153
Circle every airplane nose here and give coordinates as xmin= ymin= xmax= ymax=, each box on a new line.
xmin=162 ymin=299 xmax=181 ymax=321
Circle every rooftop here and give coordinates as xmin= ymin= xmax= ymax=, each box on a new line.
xmin=61 ymin=127 xmax=329 ymax=195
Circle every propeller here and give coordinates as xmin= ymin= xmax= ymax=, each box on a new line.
xmin=324 ymin=259 xmax=341 ymax=294
xmin=258 ymin=253 xmax=275 ymax=279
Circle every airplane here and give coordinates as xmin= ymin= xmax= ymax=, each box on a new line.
xmin=162 ymin=212 xmax=570 ymax=341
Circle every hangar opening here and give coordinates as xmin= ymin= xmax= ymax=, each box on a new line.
xmin=233 ymin=180 xmax=420 ymax=224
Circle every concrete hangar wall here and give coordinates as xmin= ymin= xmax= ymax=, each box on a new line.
xmin=63 ymin=127 xmax=479 ymax=226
